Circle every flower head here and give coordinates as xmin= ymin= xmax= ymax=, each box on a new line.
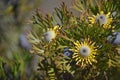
xmin=71 ymin=39 xmax=97 ymax=67
xmin=44 ymin=26 xmax=60 ymax=42
xmin=89 ymin=11 xmax=112 ymax=29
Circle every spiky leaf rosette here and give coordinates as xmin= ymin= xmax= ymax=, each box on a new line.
xmin=28 ymin=1 xmax=120 ymax=80
xmin=28 ymin=4 xmax=75 ymax=79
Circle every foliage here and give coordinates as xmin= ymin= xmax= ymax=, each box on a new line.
xmin=28 ymin=0 xmax=120 ymax=80
xmin=0 ymin=51 xmax=33 ymax=80
xmin=0 ymin=0 xmax=40 ymax=54
xmin=0 ymin=0 xmax=40 ymax=79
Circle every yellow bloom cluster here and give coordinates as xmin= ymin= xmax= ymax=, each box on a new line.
xmin=71 ymin=39 xmax=97 ymax=68
xmin=89 ymin=11 xmax=113 ymax=29
xmin=44 ymin=26 xmax=60 ymax=42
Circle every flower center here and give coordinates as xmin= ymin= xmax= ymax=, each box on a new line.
xmin=82 ymin=49 xmax=87 ymax=53
xmin=44 ymin=30 xmax=56 ymax=42
xmin=100 ymin=16 xmax=103 ymax=19
xmin=96 ymin=15 xmax=107 ymax=25
xmin=79 ymin=46 xmax=91 ymax=57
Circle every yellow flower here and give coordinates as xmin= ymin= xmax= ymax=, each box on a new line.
xmin=72 ymin=39 xmax=97 ymax=68
xmin=44 ymin=26 xmax=60 ymax=42
xmin=89 ymin=11 xmax=112 ymax=29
